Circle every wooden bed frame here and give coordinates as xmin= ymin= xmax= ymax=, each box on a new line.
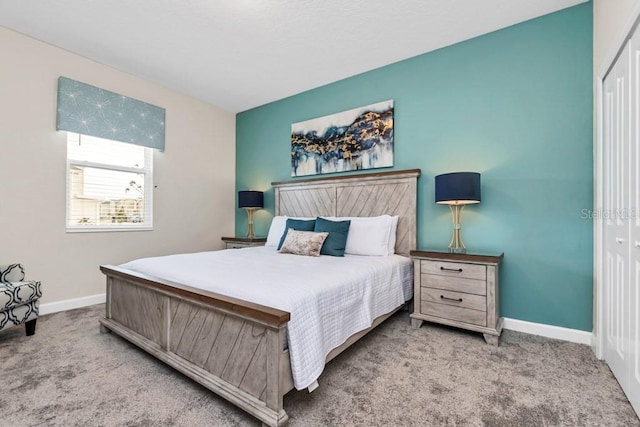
xmin=99 ymin=169 xmax=420 ymax=426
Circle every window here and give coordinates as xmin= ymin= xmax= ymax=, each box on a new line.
xmin=66 ymin=132 xmax=153 ymax=231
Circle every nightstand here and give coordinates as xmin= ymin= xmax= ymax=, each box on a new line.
xmin=221 ymin=237 xmax=267 ymax=249
xmin=409 ymin=249 xmax=504 ymax=345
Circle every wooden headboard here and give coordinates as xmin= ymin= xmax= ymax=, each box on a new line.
xmin=271 ymin=169 xmax=420 ymax=256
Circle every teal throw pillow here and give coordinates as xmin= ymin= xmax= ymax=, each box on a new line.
xmin=277 ymin=219 xmax=316 ymax=250
xmin=314 ymin=217 xmax=351 ymax=257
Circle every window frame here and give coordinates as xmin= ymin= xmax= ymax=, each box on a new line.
xmin=65 ymin=133 xmax=154 ymax=232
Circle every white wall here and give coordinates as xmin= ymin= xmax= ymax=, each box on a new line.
xmin=594 ymin=0 xmax=639 ymax=73
xmin=0 ymin=27 xmax=236 ymax=306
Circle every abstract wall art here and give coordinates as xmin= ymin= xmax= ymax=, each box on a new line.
xmin=291 ymin=100 xmax=394 ymax=177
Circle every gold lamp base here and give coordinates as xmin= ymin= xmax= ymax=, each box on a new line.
xmin=244 ymin=208 xmax=257 ymax=239
xmin=448 ymin=204 xmax=466 ymax=253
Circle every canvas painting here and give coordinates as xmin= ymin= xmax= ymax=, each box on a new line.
xmin=291 ymin=100 xmax=394 ymax=177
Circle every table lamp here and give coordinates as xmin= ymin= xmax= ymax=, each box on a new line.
xmin=435 ymin=172 xmax=481 ymax=253
xmin=238 ymin=190 xmax=264 ymax=239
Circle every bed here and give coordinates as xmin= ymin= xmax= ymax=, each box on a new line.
xmin=99 ymin=168 xmax=420 ymax=426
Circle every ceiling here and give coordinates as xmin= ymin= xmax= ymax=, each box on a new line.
xmin=0 ymin=0 xmax=587 ymax=113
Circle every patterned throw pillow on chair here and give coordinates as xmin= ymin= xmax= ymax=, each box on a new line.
xmin=0 ymin=264 xmax=25 ymax=282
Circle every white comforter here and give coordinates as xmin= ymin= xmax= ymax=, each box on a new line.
xmin=120 ymin=246 xmax=413 ymax=390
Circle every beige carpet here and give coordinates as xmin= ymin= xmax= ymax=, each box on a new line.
xmin=0 ymin=305 xmax=637 ymax=426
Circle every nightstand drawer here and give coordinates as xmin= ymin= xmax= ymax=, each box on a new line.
xmin=421 ymin=288 xmax=486 ymax=312
xmin=421 ymin=274 xmax=486 ymax=295
xmin=221 ymin=237 xmax=266 ymax=249
xmin=421 ymin=260 xmax=486 ymax=281
xmin=226 ymin=242 xmax=252 ymax=249
xmin=420 ymin=301 xmax=487 ymax=327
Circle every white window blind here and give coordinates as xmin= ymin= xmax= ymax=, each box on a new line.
xmin=66 ymin=132 xmax=153 ymax=231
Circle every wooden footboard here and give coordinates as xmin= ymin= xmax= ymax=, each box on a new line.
xmin=99 ymin=265 xmax=293 ymax=427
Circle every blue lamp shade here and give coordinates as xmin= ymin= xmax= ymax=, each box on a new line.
xmin=238 ymin=191 xmax=264 ymax=209
xmin=435 ymin=172 xmax=481 ymax=205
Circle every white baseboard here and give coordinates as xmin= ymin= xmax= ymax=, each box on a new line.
xmin=503 ymin=317 xmax=592 ymax=345
xmin=39 ymin=293 xmax=106 ymax=315
xmin=38 ymin=296 xmax=593 ymax=346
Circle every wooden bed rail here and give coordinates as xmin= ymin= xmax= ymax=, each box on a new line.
xmin=100 ymin=265 xmax=290 ymax=327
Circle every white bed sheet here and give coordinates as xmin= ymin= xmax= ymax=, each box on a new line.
xmin=120 ymin=246 xmax=413 ymax=390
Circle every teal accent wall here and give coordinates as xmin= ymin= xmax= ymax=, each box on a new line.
xmin=236 ymin=4 xmax=593 ymax=331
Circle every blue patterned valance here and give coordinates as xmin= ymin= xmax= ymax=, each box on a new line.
xmin=56 ymin=77 xmax=165 ymax=150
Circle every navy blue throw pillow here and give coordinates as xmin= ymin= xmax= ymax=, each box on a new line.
xmin=314 ymin=217 xmax=351 ymax=257
xmin=277 ymin=219 xmax=316 ymax=250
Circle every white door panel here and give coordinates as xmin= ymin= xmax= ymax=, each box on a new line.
xmin=601 ymin=12 xmax=640 ymax=419
xmin=604 ymin=41 xmax=631 ymax=401
xmin=627 ymin=26 xmax=640 ymax=414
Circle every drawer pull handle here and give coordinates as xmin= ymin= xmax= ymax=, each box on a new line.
xmin=440 ymin=266 xmax=463 ymax=272
xmin=440 ymin=295 xmax=463 ymax=302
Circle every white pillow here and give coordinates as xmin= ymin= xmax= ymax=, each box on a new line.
xmin=266 ymin=216 xmax=288 ymax=247
xmin=265 ymin=216 xmax=316 ymax=247
xmin=388 ymin=215 xmax=399 ymax=255
xmin=328 ymin=215 xmax=398 ymax=256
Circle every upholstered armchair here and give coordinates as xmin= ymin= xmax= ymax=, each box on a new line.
xmin=0 ymin=264 xmax=41 ymax=336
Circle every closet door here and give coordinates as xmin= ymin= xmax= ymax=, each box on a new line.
xmin=604 ymin=41 xmax=630 ymax=396
xmin=628 ymin=27 xmax=640 ymax=413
